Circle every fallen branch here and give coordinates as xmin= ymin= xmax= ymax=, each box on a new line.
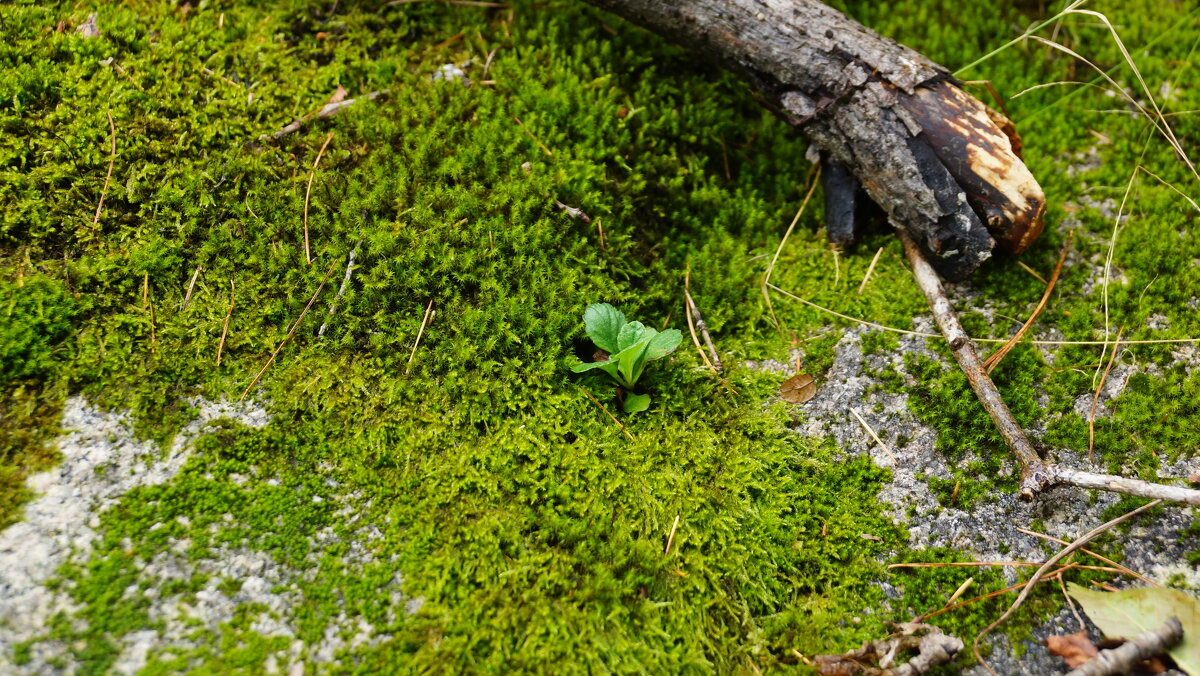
xmin=1065 ymin=617 xmax=1182 ymax=676
xmin=899 ymin=230 xmax=1200 ymax=505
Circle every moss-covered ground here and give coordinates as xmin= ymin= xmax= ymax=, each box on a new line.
xmin=3 ymin=0 xmax=1200 ymax=671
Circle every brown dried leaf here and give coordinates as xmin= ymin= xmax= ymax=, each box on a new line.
xmin=780 ymin=373 xmax=816 ymax=403
xmin=328 ymin=85 xmax=349 ymax=105
xmin=1046 ymin=631 xmax=1099 ymax=668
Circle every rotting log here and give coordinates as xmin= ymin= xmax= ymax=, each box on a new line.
xmin=584 ymin=0 xmax=1045 ymax=280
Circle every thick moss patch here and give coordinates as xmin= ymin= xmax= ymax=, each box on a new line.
xmin=3 ymin=0 xmax=1200 ymax=671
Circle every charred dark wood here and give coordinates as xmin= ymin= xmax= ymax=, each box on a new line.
xmin=584 ymin=0 xmax=1046 ymax=279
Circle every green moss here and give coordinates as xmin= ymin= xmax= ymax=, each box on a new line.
xmin=3 ymin=0 xmax=1200 ymax=670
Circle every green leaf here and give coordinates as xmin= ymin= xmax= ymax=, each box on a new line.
xmin=617 ymin=321 xmax=652 ymax=351
xmin=644 ymin=329 xmax=682 ymax=361
xmin=616 ymin=336 xmax=652 ymax=387
xmin=623 ymin=393 xmax=651 ymax=414
xmin=1067 ymin=583 xmax=1200 ymax=674
xmin=571 ymin=359 xmax=621 ymax=381
xmin=583 ymin=303 xmax=625 ymax=353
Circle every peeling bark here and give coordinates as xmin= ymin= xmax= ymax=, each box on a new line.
xmin=585 ymin=0 xmax=1045 ymax=279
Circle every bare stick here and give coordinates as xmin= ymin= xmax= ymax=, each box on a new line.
xmin=319 ymin=244 xmax=358 ymax=337
xmin=1047 ymin=464 xmax=1200 ymax=505
xmin=973 ymin=500 xmax=1162 ymax=675
xmin=984 ymin=232 xmax=1072 ymax=373
xmin=1065 ymin=617 xmax=1182 ymax=676
xmin=405 ymin=299 xmax=434 ymax=376
xmin=857 ymin=246 xmax=884 ymax=295
xmin=93 ymin=111 xmax=116 ymax=229
xmin=240 ymin=260 xmax=338 ymax=400
xmin=303 ymin=132 xmax=335 ymax=265
xmin=181 ymin=266 xmax=203 ymax=311
xmin=664 ymin=515 xmax=680 ymax=554
xmin=217 ymin=279 xmax=235 ymax=366
xmin=684 ymin=273 xmax=722 ymax=372
xmin=579 ymin=386 xmax=634 ymax=441
xmin=899 ymin=230 xmax=1048 ymax=499
xmin=1089 ymin=327 xmax=1123 ymax=460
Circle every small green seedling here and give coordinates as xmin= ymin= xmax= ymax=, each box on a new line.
xmin=571 ymin=303 xmax=682 ymax=413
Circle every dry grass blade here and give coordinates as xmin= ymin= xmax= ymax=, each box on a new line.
xmin=240 ymin=260 xmax=338 ymax=400
xmin=217 ymin=279 xmax=235 ymax=366
xmin=512 ymin=116 xmax=552 ymax=156
xmin=93 ymin=111 xmax=116 ymax=229
xmin=856 ymin=246 xmax=884 ymax=296
xmin=1015 ymin=526 xmax=1158 ymax=588
xmin=766 ymin=282 xmax=1200 ymax=347
xmin=181 ymin=266 xmax=203 ymax=311
xmin=973 ymin=500 xmax=1162 ymax=676
xmin=405 ymin=299 xmax=435 ymax=376
xmin=664 ymin=515 xmax=680 ymax=555
xmin=761 ymin=164 xmax=820 ymax=330
xmin=303 ymin=132 xmax=336 ymax=265
xmin=983 ymin=231 xmax=1073 ymax=373
xmin=850 ymin=407 xmax=895 ymax=464
xmin=1089 ymin=327 xmax=1123 ymax=460
xmin=579 ymin=386 xmax=634 ymax=441
xmin=1016 ymin=260 xmax=1048 ymax=284
xmin=915 ymin=573 xmax=1063 ymax=623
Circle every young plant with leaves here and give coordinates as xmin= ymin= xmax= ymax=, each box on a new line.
xmin=572 ymin=303 xmax=682 ymax=413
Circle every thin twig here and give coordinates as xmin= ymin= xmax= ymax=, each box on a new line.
xmin=850 ymin=407 xmax=896 ymax=464
xmin=1066 ymin=617 xmax=1182 ymax=676
xmin=319 ymin=244 xmax=359 ymax=337
xmin=857 ymin=246 xmax=884 ymax=295
xmin=303 ymin=132 xmax=335 ymax=265
xmin=1089 ymin=327 xmax=1123 ymax=460
xmin=405 ymin=299 xmax=434 ymax=376
xmin=899 ymin=230 xmax=1200 ymax=505
xmin=664 ymin=515 xmax=680 ymax=554
xmin=217 ymin=280 xmax=235 ymax=366
xmin=1014 ymin=527 xmax=1159 ymax=587
xmin=888 ymin=561 xmax=1125 ymax=575
xmin=973 ymin=500 xmax=1162 ymax=675
xmin=579 ymin=386 xmax=634 ymax=441
xmin=240 ymin=260 xmax=338 ymax=400
xmin=260 ymin=91 xmax=382 ymax=142
xmin=899 ymin=230 xmax=1046 ymax=498
xmin=684 ymin=272 xmax=721 ymax=373
xmin=181 ymin=266 xmax=203 ymax=311
xmin=93 ymin=111 xmax=116 ymax=229
xmin=984 ymin=232 xmax=1073 ymax=373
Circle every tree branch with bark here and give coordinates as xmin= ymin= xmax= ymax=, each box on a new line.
xmin=586 ymin=0 xmax=1200 ymax=505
